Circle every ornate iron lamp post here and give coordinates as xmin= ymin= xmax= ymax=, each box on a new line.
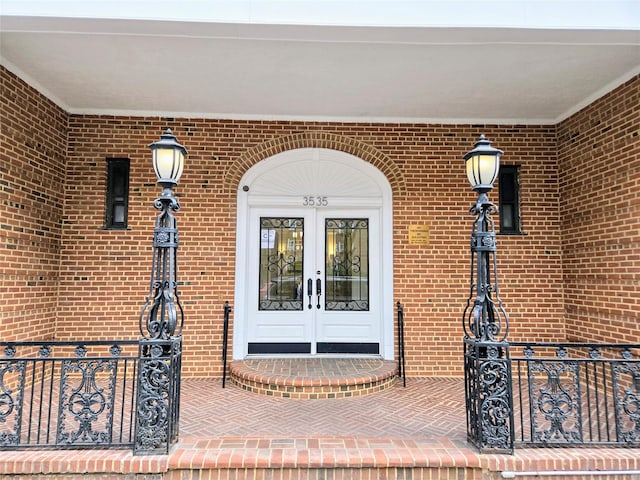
xmin=139 ymin=129 xmax=187 ymax=340
xmin=462 ymin=134 xmax=514 ymax=453
xmin=135 ymin=129 xmax=187 ymax=454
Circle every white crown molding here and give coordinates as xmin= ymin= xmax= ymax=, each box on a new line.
xmin=64 ymin=107 xmax=559 ymax=126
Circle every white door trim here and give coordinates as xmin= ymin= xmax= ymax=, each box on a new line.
xmin=232 ymin=148 xmax=394 ymax=360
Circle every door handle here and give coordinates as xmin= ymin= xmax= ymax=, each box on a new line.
xmin=316 ymin=278 xmax=322 ymax=309
xmin=307 ymin=278 xmax=313 ymax=310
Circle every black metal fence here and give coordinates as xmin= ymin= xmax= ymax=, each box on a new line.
xmin=511 ymin=342 xmax=640 ymax=447
xmin=0 ymin=338 xmax=182 ymax=454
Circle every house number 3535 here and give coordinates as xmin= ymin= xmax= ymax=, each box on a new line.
xmin=302 ymin=196 xmax=328 ymax=207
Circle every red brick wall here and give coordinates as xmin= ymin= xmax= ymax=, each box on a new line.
xmin=59 ymin=115 xmax=564 ymax=376
xmin=16 ymin=64 xmax=637 ymax=377
xmin=557 ymin=74 xmax=640 ymax=344
xmin=0 ymin=66 xmax=68 ymax=342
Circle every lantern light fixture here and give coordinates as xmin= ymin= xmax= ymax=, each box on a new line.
xmin=149 ymin=128 xmax=187 ymax=187
xmin=464 ymin=134 xmax=502 ymax=193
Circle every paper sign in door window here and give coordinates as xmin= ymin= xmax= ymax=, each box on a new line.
xmin=261 ymin=229 xmax=276 ymax=248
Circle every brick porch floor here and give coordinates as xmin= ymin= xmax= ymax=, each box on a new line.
xmin=1 ymin=366 xmax=640 ymax=479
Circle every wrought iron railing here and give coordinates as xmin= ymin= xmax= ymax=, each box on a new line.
xmin=511 ymin=342 xmax=640 ymax=447
xmin=0 ymin=338 xmax=182 ymax=454
xmin=396 ymin=301 xmax=406 ymax=387
xmin=0 ymin=340 xmax=139 ymax=449
xmin=222 ymin=301 xmax=232 ymax=388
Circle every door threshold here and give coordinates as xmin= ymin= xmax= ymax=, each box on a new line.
xmin=245 ymin=353 xmax=384 ymax=359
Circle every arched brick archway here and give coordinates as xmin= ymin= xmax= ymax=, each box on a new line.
xmin=222 ymin=131 xmax=407 ymax=197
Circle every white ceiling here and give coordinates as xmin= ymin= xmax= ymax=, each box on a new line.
xmin=1 ymin=2 xmax=639 ymax=124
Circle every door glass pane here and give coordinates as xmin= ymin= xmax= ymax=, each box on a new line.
xmin=259 ymin=217 xmax=304 ymax=310
xmin=325 ymin=218 xmax=369 ymax=311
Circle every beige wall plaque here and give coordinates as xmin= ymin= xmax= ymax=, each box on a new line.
xmin=408 ymin=225 xmax=430 ymax=245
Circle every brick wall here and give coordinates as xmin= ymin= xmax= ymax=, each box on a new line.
xmin=557 ymin=74 xmax=640 ymax=344
xmin=9 ymin=66 xmax=635 ymax=378
xmin=60 ymin=115 xmax=564 ymax=377
xmin=0 ymin=66 xmax=68 ymax=342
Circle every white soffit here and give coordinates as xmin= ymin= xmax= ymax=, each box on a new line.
xmin=1 ymin=1 xmax=639 ymax=124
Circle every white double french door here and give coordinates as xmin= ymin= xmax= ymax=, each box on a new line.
xmin=247 ymin=206 xmax=381 ymax=355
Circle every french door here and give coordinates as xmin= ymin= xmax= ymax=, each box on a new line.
xmin=247 ymin=207 xmax=381 ymax=355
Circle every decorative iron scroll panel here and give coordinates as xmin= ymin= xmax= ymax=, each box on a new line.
xmin=0 ymin=341 xmax=139 ymax=449
xmin=527 ymin=360 xmax=583 ymax=444
xmin=57 ymin=359 xmax=118 ymax=446
xmin=324 ymin=218 xmax=369 ymax=311
xmin=511 ymin=343 xmax=640 ymax=447
xmin=463 ymin=339 xmax=514 ymax=453
xmin=258 ymin=217 xmax=304 ymax=311
xmin=612 ymin=361 xmax=640 ymax=443
xmin=134 ymin=337 xmax=182 ymax=455
xmin=0 ymin=358 xmax=26 ymax=446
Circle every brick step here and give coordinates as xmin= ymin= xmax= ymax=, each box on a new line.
xmin=11 ymin=470 xmax=640 ymax=480
xmin=168 ymin=436 xmax=483 ymax=479
xmin=164 ymin=466 xmax=476 ymax=479
xmin=7 ymin=467 xmax=640 ymax=480
xmin=228 ymin=358 xmax=398 ymax=398
xmin=0 ymin=468 xmax=479 ymax=480
xmin=3 ymin=437 xmax=640 ymax=479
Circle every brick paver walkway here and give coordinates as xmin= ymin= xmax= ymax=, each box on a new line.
xmin=1 ymin=376 xmax=640 ymax=478
xmin=180 ymin=376 xmax=463 ymax=438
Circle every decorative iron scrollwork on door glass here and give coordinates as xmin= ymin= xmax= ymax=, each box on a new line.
xmin=259 ymin=217 xmax=304 ymax=310
xmin=325 ymin=218 xmax=369 ymax=311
